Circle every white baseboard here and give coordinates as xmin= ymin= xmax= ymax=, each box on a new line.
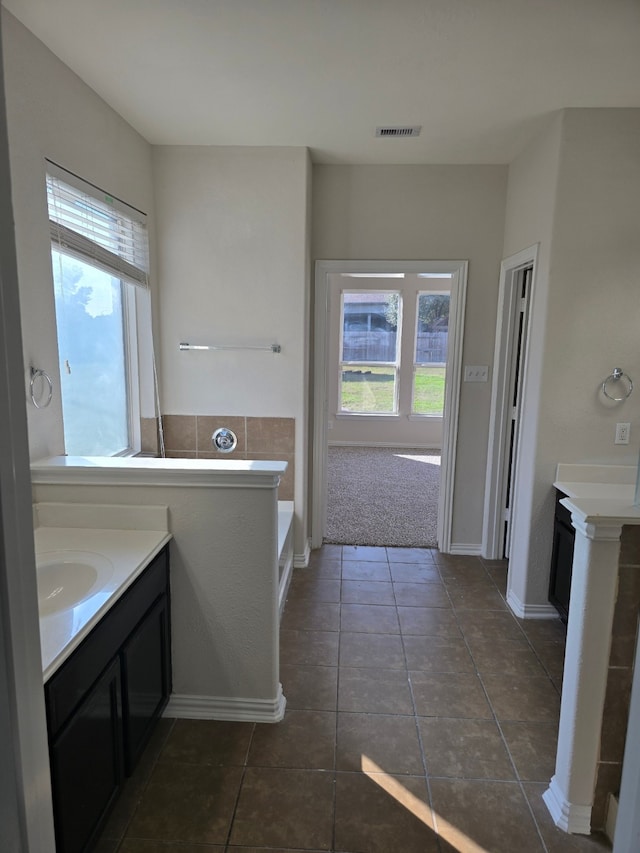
xmin=507 ymin=589 xmax=559 ymax=620
xmin=605 ymin=793 xmax=618 ymax=846
xmin=448 ymin=543 xmax=482 ymax=556
xmin=543 ymin=777 xmax=593 ymax=835
xmin=165 ymin=684 xmax=286 ymax=723
xmin=294 ymin=539 xmax=311 ymax=568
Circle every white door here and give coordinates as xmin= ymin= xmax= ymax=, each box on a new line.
xmin=502 ymin=265 xmax=532 ymax=558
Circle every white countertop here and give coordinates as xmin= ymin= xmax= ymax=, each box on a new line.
xmin=31 ymin=455 xmax=287 ymax=489
xmin=34 ymin=503 xmax=171 ymax=681
xmin=554 ymin=463 xmax=640 ymax=526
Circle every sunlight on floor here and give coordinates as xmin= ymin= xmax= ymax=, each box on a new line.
xmin=362 ymin=754 xmax=490 ymax=853
xmin=394 ymin=453 xmax=442 ymax=465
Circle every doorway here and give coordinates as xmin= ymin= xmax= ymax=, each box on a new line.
xmin=311 ymin=260 xmax=469 ymax=553
xmin=482 ymin=245 xmax=537 ymax=560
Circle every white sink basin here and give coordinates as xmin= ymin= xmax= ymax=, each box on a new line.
xmin=36 ymin=550 xmax=114 ymax=615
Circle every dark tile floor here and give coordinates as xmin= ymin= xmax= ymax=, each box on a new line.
xmin=97 ymin=545 xmax=612 ymax=852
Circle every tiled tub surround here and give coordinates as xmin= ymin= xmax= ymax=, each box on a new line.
xmin=544 ymin=464 xmax=640 ymax=836
xmin=31 ymin=456 xmax=291 ymax=723
xmin=33 ymin=502 xmax=171 ymax=680
xmin=152 ymin=414 xmax=296 ymax=501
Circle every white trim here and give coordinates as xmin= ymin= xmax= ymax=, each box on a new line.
xmin=334 ymin=412 xmax=401 ymax=419
xmin=506 ymin=588 xmax=559 ymax=619
xmin=122 ymin=282 xmax=141 ymax=455
xmin=311 ymin=259 xmax=468 ymax=553
xmin=311 ymin=269 xmax=330 ymax=548
xmin=31 ymin=455 xmax=286 ymax=489
xmin=0 ymin=74 xmax=57 ymax=846
xmin=605 ymin=794 xmax=618 ymax=847
xmin=543 ymin=776 xmax=593 ymax=834
xmin=294 ymin=540 xmax=311 ymax=568
xmin=449 ymin=542 xmax=483 ymax=556
xmin=482 ymin=245 xmax=538 ymax=559
xmin=436 ymin=261 xmax=468 ymax=553
xmin=165 ymin=686 xmax=286 ymax=723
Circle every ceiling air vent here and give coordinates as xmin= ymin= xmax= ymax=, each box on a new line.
xmin=375 ymin=126 xmax=422 ymax=138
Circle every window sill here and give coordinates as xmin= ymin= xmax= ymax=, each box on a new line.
xmin=408 ymin=414 xmax=444 ymax=421
xmin=335 ymin=412 xmax=400 ymax=419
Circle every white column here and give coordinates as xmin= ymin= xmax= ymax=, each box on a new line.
xmin=543 ymin=514 xmax=622 ymax=833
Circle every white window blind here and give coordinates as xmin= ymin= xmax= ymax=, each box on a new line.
xmin=46 ymin=162 xmax=149 ymax=288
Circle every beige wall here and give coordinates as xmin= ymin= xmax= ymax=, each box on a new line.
xmin=1 ymin=10 xmax=156 ymax=462
xmin=312 ymin=164 xmax=508 ymax=548
xmin=506 ymin=108 xmax=640 ymax=609
xmin=151 ymin=145 xmax=311 ymax=554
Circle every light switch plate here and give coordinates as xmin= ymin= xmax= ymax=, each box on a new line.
xmin=464 ymin=365 xmax=489 ymax=382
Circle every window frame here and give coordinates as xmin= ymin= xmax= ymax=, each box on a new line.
xmin=337 ymin=289 xmax=403 ymax=416
xmin=47 ymin=163 xmax=148 ymax=457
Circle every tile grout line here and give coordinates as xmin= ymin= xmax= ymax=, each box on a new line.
xmin=450 ymin=558 xmax=557 ymax=853
xmin=330 ymin=545 xmax=344 ymax=853
xmin=223 ymin=721 xmax=258 ymax=849
xmin=394 ymin=559 xmax=447 ymax=853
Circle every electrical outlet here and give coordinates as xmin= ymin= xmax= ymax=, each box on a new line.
xmin=464 ymin=365 xmax=489 ymax=382
xmin=615 ymin=423 xmax=631 ymax=444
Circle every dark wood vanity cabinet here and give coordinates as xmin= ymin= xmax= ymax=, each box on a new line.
xmin=121 ymin=592 xmax=171 ymax=773
xmin=48 ymin=658 xmax=124 ymax=853
xmin=548 ymin=490 xmax=575 ymax=622
xmin=45 ymin=545 xmax=171 ymax=853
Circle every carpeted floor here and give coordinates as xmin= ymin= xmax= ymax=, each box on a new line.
xmin=325 ymin=446 xmax=441 ymax=548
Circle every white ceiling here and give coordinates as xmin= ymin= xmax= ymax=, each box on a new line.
xmin=3 ymin=0 xmax=640 ymax=164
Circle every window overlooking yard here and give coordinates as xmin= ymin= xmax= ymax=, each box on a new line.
xmin=412 ymin=292 xmax=449 ymax=416
xmin=47 ymin=165 xmax=149 ymax=456
xmin=339 ymin=291 xmax=401 ymax=414
xmin=51 ymin=250 xmax=131 ymax=455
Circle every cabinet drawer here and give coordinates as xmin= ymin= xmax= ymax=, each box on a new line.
xmin=46 ymin=547 xmax=168 ymax=737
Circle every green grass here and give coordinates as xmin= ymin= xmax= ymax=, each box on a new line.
xmin=340 ymin=366 xmax=445 ymax=415
xmin=412 ymin=366 xmax=446 ymax=414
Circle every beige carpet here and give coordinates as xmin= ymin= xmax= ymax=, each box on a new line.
xmin=325 ymin=446 xmax=440 ymax=548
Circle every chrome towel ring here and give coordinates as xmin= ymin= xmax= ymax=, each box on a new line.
xmin=602 ymin=368 xmax=633 ymax=402
xmin=30 ymin=367 xmax=53 ymax=409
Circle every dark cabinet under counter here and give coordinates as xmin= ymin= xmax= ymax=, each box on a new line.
xmin=548 ymin=489 xmax=575 ymax=622
xmin=45 ymin=544 xmax=171 ymax=853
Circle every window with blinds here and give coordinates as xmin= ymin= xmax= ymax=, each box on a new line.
xmin=46 ymin=163 xmax=148 ymax=457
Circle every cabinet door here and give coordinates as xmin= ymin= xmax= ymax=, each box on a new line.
xmin=549 ymin=520 xmax=575 ymax=621
xmin=121 ymin=594 xmax=171 ymax=773
xmin=49 ymin=658 xmax=123 ymax=853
